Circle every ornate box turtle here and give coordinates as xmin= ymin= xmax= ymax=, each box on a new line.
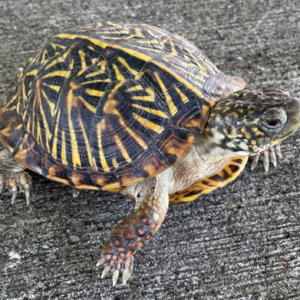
xmin=1 ymin=21 xmax=300 ymax=285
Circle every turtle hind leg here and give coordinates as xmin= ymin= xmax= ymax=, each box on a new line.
xmin=97 ymin=177 xmax=169 ymax=285
xmin=0 ymin=148 xmax=33 ymax=205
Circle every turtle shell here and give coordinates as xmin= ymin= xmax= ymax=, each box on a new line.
xmin=0 ymin=22 xmax=245 ymax=191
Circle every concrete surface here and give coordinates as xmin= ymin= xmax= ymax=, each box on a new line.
xmin=0 ymin=0 xmax=300 ymax=299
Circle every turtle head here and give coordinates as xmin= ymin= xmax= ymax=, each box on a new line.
xmin=204 ymin=89 xmax=300 ymax=156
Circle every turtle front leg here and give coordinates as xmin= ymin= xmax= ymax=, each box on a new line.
xmin=97 ymin=177 xmax=169 ymax=285
xmin=0 ymin=148 xmax=33 ymax=204
xmin=251 ymin=144 xmax=282 ymax=172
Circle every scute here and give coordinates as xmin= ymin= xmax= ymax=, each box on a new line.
xmin=0 ymin=22 xmax=245 ymax=190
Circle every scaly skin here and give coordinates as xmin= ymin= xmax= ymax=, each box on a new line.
xmin=0 ymin=148 xmax=33 ymax=204
xmin=98 ymin=182 xmax=168 ymax=285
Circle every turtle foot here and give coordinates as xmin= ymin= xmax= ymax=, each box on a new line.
xmin=0 ymin=171 xmax=33 ymax=205
xmin=97 ymin=245 xmax=134 ymax=285
xmin=251 ymin=144 xmax=282 ymax=172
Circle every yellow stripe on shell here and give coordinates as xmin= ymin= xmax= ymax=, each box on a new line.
xmin=119 ymin=116 xmax=148 ymax=150
xmin=99 ymin=29 xmax=129 ymax=35
xmin=88 ymin=45 xmax=95 ymax=52
xmin=78 ymin=50 xmax=87 ymax=75
xmin=134 ymin=70 xmax=147 ymax=81
xmin=132 ymin=113 xmax=164 ymax=133
xmin=5 ymin=88 xmax=19 ymax=108
xmin=82 ymin=79 xmax=111 ymax=85
xmin=126 ymin=85 xmax=143 ymax=92
xmin=25 ymin=113 xmax=31 ymax=133
xmin=136 ymin=39 xmax=159 ymax=44
xmin=184 ymin=47 xmax=212 ymax=74
xmin=117 ymin=56 xmax=138 ymax=75
xmin=146 ymin=29 xmax=160 ymax=38
xmin=42 ymin=82 xmax=61 ymax=92
xmin=31 ymin=107 xmax=36 ymax=141
xmin=51 ymin=108 xmax=61 ymax=158
xmin=165 ymin=37 xmax=177 ymax=56
xmin=66 ymin=82 xmax=81 ymax=167
xmin=173 ymin=84 xmax=189 ymax=104
xmin=85 ymin=88 xmax=104 ymax=98
xmin=103 ymin=82 xmax=123 ymax=114
xmin=124 ymin=34 xmax=137 ymax=40
xmin=146 ymin=87 xmax=155 ymax=98
xmin=85 ymin=60 xmax=106 ymax=78
xmin=163 ymin=58 xmax=207 ymax=82
xmin=50 ymin=42 xmax=66 ymax=50
xmin=153 ymin=72 xmax=177 ymax=116
xmin=114 ymin=134 xmax=132 ymax=163
xmin=69 ymin=59 xmax=74 ymax=70
xmin=99 ymin=36 xmax=124 ymax=40
xmin=53 ymin=34 xmax=214 ymax=107
xmin=102 ymin=182 xmax=122 ymax=192
xmin=112 ymin=63 xmax=125 ymax=81
xmin=42 ymin=70 xmax=71 ymax=79
xmin=127 ymin=46 xmax=162 ymax=53
xmin=36 ymin=79 xmax=51 ymax=151
xmin=131 ymin=95 xmax=155 ymax=102
xmin=143 ymin=25 xmax=168 ymax=35
xmin=96 ymin=119 xmax=110 ymax=171
xmin=103 ymin=81 xmax=149 ymax=150
xmin=36 ymin=116 xmax=42 ymax=146
xmin=106 ymin=21 xmax=123 ymax=28
xmin=19 ymin=78 xmax=27 ymax=114
xmin=135 ymin=28 xmax=144 ymax=37
xmin=95 ymin=82 xmax=125 ymax=171
xmin=41 ymin=50 xmax=48 ymax=65
xmin=77 ymin=113 xmax=96 ymax=169
xmin=131 ymin=103 xmax=169 ymax=119
xmin=41 ymin=89 xmax=56 ymax=117
xmin=6 ymin=88 xmax=20 ymax=113
xmin=45 ymin=56 xmax=65 ymax=71
xmin=112 ymin=158 xmax=119 ymax=169
xmin=46 ymin=174 xmax=69 ymax=185
xmin=25 ymin=69 xmax=39 ymax=77
xmin=61 ymin=130 xmax=67 ymax=164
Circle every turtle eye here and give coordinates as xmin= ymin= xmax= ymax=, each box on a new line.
xmin=266 ymin=118 xmax=283 ymax=127
xmin=261 ymin=108 xmax=287 ymax=133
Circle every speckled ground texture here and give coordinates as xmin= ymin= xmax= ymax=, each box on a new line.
xmin=0 ymin=0 xmax=300 ymax=299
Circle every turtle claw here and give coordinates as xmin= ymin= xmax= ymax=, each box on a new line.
xmin=96 ymin=257 xmax=105 ymax=267
xmin=11 ymin=190 xmax=17 ymax=204
xmin=251 ymin=144 xmax=282 ymax=172
xmin=97 ymin=253 xmax=134 ymax=285
xmin=0 ymin=171 xmax=33 ymax=204
xmin=275 ymin=144 xmax=282 ymax=157
xmin=122 ymin=268 xmax=130 ymax=285
xmin=251 ymin=153 xmax=260 ymax=171
xmin=25 ymin=189 xmax=31 ymax=206
xmin=112 ymin=270 xmax=119 ymax=286
xmin=262 ymin=150 xmax=270 ymax=172
xmin=101 ymin=266 xmax=111 ymax=279
xmin=269 ymin=147 xmax=277 ymax=167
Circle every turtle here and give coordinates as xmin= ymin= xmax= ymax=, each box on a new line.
xmin=1 ymin=21 xmax=300 ymax=286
